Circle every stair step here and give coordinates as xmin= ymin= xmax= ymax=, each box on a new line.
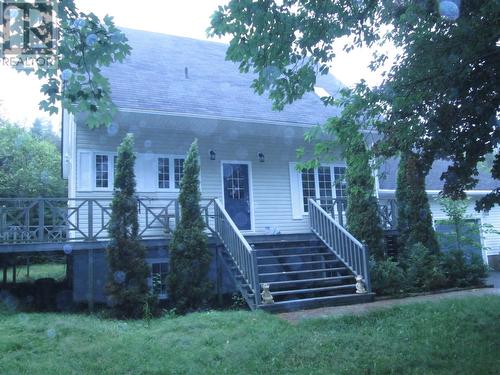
xmin=268 ymin=275 xmax=354 ymax=287
xmin=247 ymin=236 xmax=320 ymax=246
xmin=259 ymin=267 xmax=347 ymax=277
xmin=258 ymin=293 xmax=375 ymax=313
xmin=254 ymin=245 xmax=326 ymax=253
xmin=258 ymin=259 xmax=341 ymax=268
xmin=257 ymin=252 xmax=334 ymax=260
xmin=271 ymin=284 xmax=356 ymax=296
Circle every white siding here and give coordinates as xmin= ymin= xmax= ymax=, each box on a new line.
xmin=73 ymin=114 xmax=321 ymax=235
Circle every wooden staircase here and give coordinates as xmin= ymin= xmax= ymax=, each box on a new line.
xmin=248 ymin=234 xmax=373 ymax=312
xmin=209 ymin=199 xmax=374 ymax=313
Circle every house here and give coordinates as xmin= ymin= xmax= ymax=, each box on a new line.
xmin=52 ymin=28 xmax=500 ymax=309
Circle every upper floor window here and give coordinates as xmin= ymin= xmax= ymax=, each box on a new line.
xmin=95 ymin=154 xmax=109 ymax=188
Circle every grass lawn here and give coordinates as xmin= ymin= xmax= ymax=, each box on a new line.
xmin=4 ymin=263 xmax=66 ymax=283
xmin=1 ymin=296 xmax=499 ymax=374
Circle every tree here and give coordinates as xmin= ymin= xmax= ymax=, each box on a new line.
xmin=6 ymin=0 xmax=130 ymax=127
xmin=167 ymin=140 xmax=212 ymax=314
xmin=0 ymin=119 xmax=66 ymax=197
xmin=302 ymin=113 xmax=385 ymax=259
xmin=106 ymin=134 xmax=149 ymax=318
xmin=30 ymin=118 xmax=60 ymax=150
xmin=396 ymin=151 xmax=439 ymax=254
xmin=209 ymin=0 xmax=499 ymax=209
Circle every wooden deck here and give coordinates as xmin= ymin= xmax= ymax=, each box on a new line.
xmin=0 ymin=197 xmax=397 ymax=254
xmin=0 ymin=197 xmax=217 ymax=253
xmin=0 ymin=197 xmax=395 ymax=311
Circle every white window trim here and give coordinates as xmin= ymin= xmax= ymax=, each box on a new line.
xmin=147 ymin=258 xmax=169 ymax=300
xmin=298 ymin=164 xmax=347 ymax=216
xmin=81 ymin=151 xmax=117 ymax=192
xmin=155 ymin=154 xmax=186 ymax=192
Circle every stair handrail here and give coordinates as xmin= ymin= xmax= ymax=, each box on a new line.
xmin=308 ymin=198 xmax=371 ymax=292
xmin=211 ymin=199 xmax=260 ymax=304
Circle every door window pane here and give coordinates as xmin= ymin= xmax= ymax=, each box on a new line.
xmin=226 ymin=165 xmax=246 ymax=199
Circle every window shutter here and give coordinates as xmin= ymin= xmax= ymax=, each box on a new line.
xmin=78 ymin=151 xmax=92 ymax=191
xmin=289 ymin=162 xmax=303 ymax=219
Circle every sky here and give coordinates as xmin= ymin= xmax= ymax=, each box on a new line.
xmin=0 ymin=0 xmax=391 ymax=130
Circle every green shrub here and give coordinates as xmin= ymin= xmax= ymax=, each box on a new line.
xmin=106 ymin=134 xmax=150 ymax=319
xmin=404 ymin=243 xmax=446 ymax=292
xmin=167 ymin=140 xmax=212 ymax=314
xmin=370 ymin=259 xmax=406 ymax=295
xmin=396 ymin=152 xmax=439 ymax=254
xmin=441 ymin=250 xmax=487 ymax=288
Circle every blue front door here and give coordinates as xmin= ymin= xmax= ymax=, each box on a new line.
xmin=223 ymin=163 xmax=252 ymax=230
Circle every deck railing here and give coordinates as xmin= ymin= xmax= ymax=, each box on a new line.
xmin=0 ymin=197 xmax=215 ymax=244
xmin=308 ymin=199 xmax=371 ymax=292
xmin=315 ymin=197 xmax=397 ymax=230
xmin=211 ymin=199 xmax=260 ymax=305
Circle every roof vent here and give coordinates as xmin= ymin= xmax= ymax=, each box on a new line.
xmin=184 ymin=67 xmax=189 ymax=79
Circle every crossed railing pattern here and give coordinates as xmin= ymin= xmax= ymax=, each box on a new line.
xmin=316 ymin=197 xmax=398 ymax=230
xmin=0 ymin=197 xmax=216 ymax=244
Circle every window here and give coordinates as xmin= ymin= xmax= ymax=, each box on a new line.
xmin=157 ymin=157 xmax=185 ymax=190
xmin=158 ymin=158 xmax=170 ymax=188
xmin=95 ymin=154 xmax=109 ymax=188
xmin=174 ymin=158 xmax=184 ymax=189
xmin=435 ymin=218 xmax=483 ymax=257
xmin=318 ymin=166 xmax=333 ymax=211
xmin=301 ymin=169 xmax=316 ymax=213
xmin=300 ymin=166 xmax=347 ymax=213
xmin=226 ymin=164 xmax=247 ymax=199
xmin=333 ymin=166 xmax=347 ymax=199
xmin=150 ymin=262 xmax=169 ymax=297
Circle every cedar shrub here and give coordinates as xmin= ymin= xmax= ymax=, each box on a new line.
xmin=106 ymin=134 xmax=150 ymax=318
xmin=396 ymin=151 xmax=439 ymax=255
xmin=331 ymin=119 xmax=386 ymax=260
xmin=167 ymin=139 xmax=212 ymax=314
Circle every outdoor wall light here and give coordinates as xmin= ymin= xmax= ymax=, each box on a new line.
xmin=210 ymin=150 xmax=216 ymax=160
xmin=258 ymin=152 xmax=265 ymax=162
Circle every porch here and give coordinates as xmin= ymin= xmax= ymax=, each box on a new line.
xmin=0 ymin=196 xmax=398 ymax=252
xmin=0 ymin=197 xmax=396 ymax=311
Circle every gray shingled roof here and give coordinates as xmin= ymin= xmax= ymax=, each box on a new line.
xmin=379 ymin=158 xmax=497 ymax=191
xmin=104 ymin=29 xmax=496 ymax=192
xmin=102 ymin=28 xmax=344 ymax=125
